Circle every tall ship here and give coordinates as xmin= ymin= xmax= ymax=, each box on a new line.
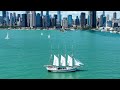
xmin=44 ymin=54 xmax=84 ymax=72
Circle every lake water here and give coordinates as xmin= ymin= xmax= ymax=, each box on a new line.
xmin=0 ymin=30 xmax=120 ymax=79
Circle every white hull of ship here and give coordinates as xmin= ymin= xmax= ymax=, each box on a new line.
xmin=48 ymin=69 xmax=76 ymax=72
xmin=45 ymin=65 xmax=81 ymax=72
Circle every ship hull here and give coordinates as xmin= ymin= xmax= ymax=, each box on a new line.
xmin=44 ymin=65 xmax=80 ymax=73
xmin=47 ymin=69 xmax=76 ymax=72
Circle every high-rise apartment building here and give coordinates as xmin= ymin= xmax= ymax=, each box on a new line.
xmin=80 ymin=12 xmax=86 ymax=27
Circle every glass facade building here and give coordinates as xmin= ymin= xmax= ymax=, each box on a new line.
xmin=36 ymin=13 xmax=41 ymax=27
xmin=80 ymin=13 xmax=85 ymax=27
xmin=68 ymin=15 xmax=72 ymax=27
xmin=22 ymin=14 xmax=27 ymax=27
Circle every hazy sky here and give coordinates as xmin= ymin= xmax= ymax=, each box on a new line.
xmin=0 ymin=11 xmax=120 ymax=19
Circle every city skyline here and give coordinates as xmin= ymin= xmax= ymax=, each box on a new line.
xmin=0 ymin=11 xmax=119 ymax=29
xmin=0 ymin=11 xmax=120 ymax=19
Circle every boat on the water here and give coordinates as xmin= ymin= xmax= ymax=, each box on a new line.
xmin=113 ymin=31 xmax=117 ymax=33
xmin=5 ymin=32 xmax=9 ymax=40
xmin=118 ymin=32 xmax=120 ymax=34
xmin=110 ymin=31 xmax=113 ymax=33
xmin=101 ymin=27 xmax=107 ymax=32
xmin=70 ymin=29 xmax=75 ymax=31
xmin=44 ymin=54 xmax=84 ymax=72
xmin=41 ymin=33 xmax=43 ymax=36
xmin=48 ymin=34 xmax=50 ymax=38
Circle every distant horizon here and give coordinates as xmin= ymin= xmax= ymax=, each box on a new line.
xmin=0 ymin=11 xmax=120 ymax=19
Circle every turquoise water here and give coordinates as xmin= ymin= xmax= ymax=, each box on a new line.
xmin=0 ymin=30 xmax=120 ymax=79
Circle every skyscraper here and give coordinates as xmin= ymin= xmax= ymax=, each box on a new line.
xmin=85 ymin=19 xmax=87 ymax=26
xmin=92 ymin=11 xmax=96 ymax=28
xmin=97 ymin=18 xmax=100 ymax=27
xmin=106 ymin=14 xmax=109 ymax=21
xmin=2 ymin=11 xmax=7 ymax=25
xmin=26 ymin=11 xmax=30 ymax=27
xmin=13 ymin=12 xmax=16 ymax=26
xmin=113 ymin=12 xmax=117 ymax=19
xmin=89 ymin=11 xmax=96 ymax=28
xmin=2 ymin=11 xmax=6 ymax=18
xmin=68 ymin=15 xmax=72 ymax=27
xmin=17 ymin=14 xmax=21 ymax=21
xmin=54 ymin=14 xmax=57 ymax=27
xmin=31 ymin=11 xmax=36 ymax=27
xmin=75 ymin=16 xmax=80 ymax=26
xmin=6 ymin=11 xmax=9 ymax=26
xmin=107 ymin=20 xmax=112 ymax=27
xmin=49 ymin=15 xmax=52 ymax=27
xmin=45 ymin=11 xmax=50 ymax=27
xmin=40 ymin=11 xmax=43 ymax=27
xmin=40 ymin=15 xmax=42 ymax=27
xmin=89 ymin=11 xmax=92 ymax=27
xmin=36 ymin=13 xmax=41 ymax=27
xmin=0 ymin=16 xmax=3 ymax=25
xmin=57 ymin=11 xmax=61 ymax=27
xmin=103 ymin=11 xmax=105 ymax=16
xmin=22 ymin=14 xmax=27 ymax=27
xmin=41 ymin=11 xmax=43 ymax=16
xmin=62 ymin=17 xmax=68 ymax=29
xmin=80 ymin=12 xmax=86 ymax=27
xmin=17 ymin=17 xmax=21 ymax=27
xmin=100 ymin=14 xmax=103 ymax=27
xmin=30 ymin=12 xmax=33 ymax=28
xmin=10 ymin=13 xmax=13 ymax=26
xmin=103 ymin=16 xmax=106 ymax=27
xmin=87 ymin=14 xmax=90 ymax=26
xmin=42 ymin=16 xmax=46 ymax=28
xmin=50 ymin=17 xmax=55 ymax=27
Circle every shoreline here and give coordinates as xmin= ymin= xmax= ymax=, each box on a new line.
xmin=0 ymin=27 xmax=98 ymax=31
xmin=1 ymin=27 xmax=120 ymax=34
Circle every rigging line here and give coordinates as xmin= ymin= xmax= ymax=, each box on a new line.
xmin=64 ymin=41 xmax=67 ymax=57
xmin=58 ymin=44 xmax=59 ymax=56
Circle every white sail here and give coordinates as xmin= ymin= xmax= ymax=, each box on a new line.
xmin=60 ymin=55 xmax=66 ymax=66
xmin=5 ymin=33 xmax=9 ymax=39
xmin=48 ymin=34 xmax=50 ymax=39
xmin=74 ymin=58 xmax=84 ymax=66
xmin=67 ymin=55 xmax=73 ymax=66
xmin=53 ymin=55 xmax=59 ymax=66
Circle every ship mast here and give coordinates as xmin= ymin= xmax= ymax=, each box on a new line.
xmin=58 ymin=44 xmax=60 ymax=66
xmin=65 ymin=44 xmax=66 ymax=59
xmin=72 ymin=45 xmax=74 ymax=66
xmin=64 ymin=43 xmax=66 ymax=67
xmin=49 ymin=45 xmax=52 ymax=64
